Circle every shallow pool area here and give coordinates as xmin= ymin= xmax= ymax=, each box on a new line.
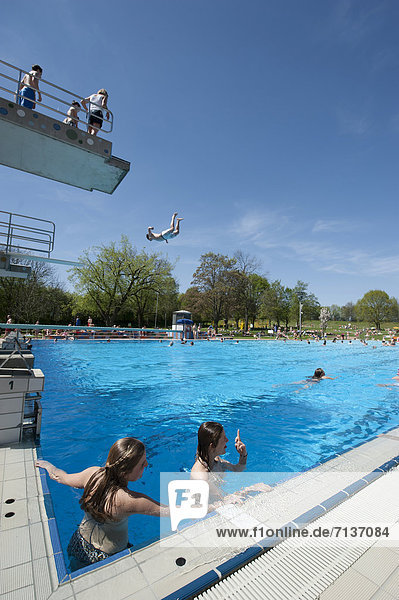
xmin=31 ymin=339 xmax=399 ymax=568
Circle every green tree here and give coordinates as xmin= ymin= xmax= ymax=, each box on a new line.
xmin=261 ymin=280 xmax=291 ymax=327
xmin=290 ymin=281 xmax=320 ymax=326
xmin=179 ymin=287 xmax=206 ymax=324
xmin=69 ymin=236 xmax=175 ymax=326
xmin=191 ymin=252 xmax=237 ymax=331
xmin=329 ymin=304 xmax=342 ymax=321
xmin=230 ymin=251 xmax=268 ymax=330
xmin=0 ymin=259 xmax=70 ymax=324
xmin=341 ymin=302 xmax=356 ymax=322
xmin=355 ymin=290 xmax=396 ymax=330
xmin=247 ymin=274 xmax=269 ymax=327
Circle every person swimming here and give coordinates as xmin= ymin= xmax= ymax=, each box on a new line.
xmin=291 ymin=368 xmax=336 ymax=392
xmin=311 ymin=368 xmax=334 ymax=381
xmin=377 ymin=369 xmax=399 ymax=387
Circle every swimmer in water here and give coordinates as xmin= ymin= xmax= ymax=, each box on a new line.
xmin=292 ymin=368 xmax=336 ymax=391
xmin=378 ymin=369 xmax=399 ymax=387
xmin=311 ymin=368 xmax=334 ymax=381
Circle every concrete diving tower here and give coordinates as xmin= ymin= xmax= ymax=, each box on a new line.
xmin=0 ymin=96 xmax=130 ymax=194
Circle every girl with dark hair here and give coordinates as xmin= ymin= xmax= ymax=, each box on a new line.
xmin=192 ymin=422 xmax=247 ymax=475
xmin=191 ymin=423 xmax=271 ymax=504
xmin=36 ymin=437 xmax=168 ymax=568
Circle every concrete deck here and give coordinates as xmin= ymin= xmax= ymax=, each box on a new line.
xmin=1 ymin=428 xmax=398 ymax=600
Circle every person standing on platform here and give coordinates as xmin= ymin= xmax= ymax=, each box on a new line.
xmin=19 ymin=65 xmax=43 ymax=109
xmin=81 ymin=89 xmax=110 ymax=136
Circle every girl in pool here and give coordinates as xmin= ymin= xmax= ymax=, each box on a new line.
xmin=192 ymin=422 xmax=247 ymax=475
xmin=191 ymin=422 xmax=270 ymax=503
xmin=36 ymin=437 xmax=168 ymax=568
xmin=191 ymin=422 xmax=247 ymax=504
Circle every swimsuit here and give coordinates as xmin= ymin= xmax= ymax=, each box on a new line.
xmin=19 ymin=86 xmax=35 ymax=109
xmin=67 ymin=512 xmax=130 ymax=569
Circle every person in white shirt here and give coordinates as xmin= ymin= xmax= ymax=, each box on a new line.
xmin=81 ymin=89 xmax=110 ymax=136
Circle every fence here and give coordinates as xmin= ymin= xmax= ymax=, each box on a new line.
xmin=0 ymin=58 xmax=113 ymax=133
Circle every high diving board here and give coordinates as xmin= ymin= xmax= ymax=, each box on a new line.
xmin=0 ymin=210 xmax=83 ymax=279
xmin=0 ymin=96 xmax=130 ymax=194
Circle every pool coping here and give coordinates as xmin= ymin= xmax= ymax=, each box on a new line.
xmin=1 ymin=424 xmax=398 ymax=599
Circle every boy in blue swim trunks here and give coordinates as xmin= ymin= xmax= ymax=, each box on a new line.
xmin=19 ymin=65 xmax=42 ymax=109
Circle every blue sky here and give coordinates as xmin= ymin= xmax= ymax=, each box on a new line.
xmin=1 ymin=0 xmax=399 ymax=306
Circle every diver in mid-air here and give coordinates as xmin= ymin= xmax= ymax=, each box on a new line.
xmin=146 ymin=212 xmax=183 ymax=243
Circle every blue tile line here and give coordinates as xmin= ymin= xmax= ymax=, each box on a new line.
xmin=48 ymin=518 xmax=63 ymax=555
xmin=160 ymin=569 xmax=220 ymax=600
xmin=34 ymin=429 xmax=399 ymax=589
xmin=37 ymin=466 xmax=68 ymax=583
xmin=161 ymin=452 xmax=399 ymax=600
xmin=69 ymin=546 xmax=134 ymax=580
xmin=53 ymin=551 xmax=69 ymax=583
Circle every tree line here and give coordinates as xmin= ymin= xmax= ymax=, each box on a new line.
xmin=1 ymin=239 xmax=398 ymax=330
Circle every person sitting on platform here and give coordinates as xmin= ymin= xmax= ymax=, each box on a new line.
xmin=63 ymin=101 xmax=81 ymax=127
xmin=146 ymin=212 xmax=183 ymax=243
xmin=19 ymin=64 xmax=43 ymax=109
xmin=81 ymin=89 xmax=110 ymax=136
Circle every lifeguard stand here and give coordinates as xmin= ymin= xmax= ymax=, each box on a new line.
xmin=171 ymin=310 xmax=193 ymax=339
xmin=0 ymin=59 xmax=130 ymax=194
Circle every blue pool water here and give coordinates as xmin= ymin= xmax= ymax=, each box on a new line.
xmin=32 ymin=339 xmax=399 ymax=567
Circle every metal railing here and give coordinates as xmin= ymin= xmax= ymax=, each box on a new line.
xmin=0 ymin=58 xmax=113 ymax=134
xmin=0 ymin=210 xmax=55 ymax=257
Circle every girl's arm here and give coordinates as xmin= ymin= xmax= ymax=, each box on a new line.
xmin=217 ymin=455 xmax=247 ymax=472
xmin=121 ymin=490 xmax=169 ymax=517
xmin=35 ymin=460 xmax=99 ymax=489
xmin=220 ymin=429 xmax=247 ymax=472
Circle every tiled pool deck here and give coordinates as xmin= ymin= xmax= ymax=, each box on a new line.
xmin=1 ymin=428 xmax=398 ymax=600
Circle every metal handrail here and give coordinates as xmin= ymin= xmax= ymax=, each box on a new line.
xmin=0 ymin=58 xmax=113 ymax=134
xmin=0 ymin=210 xmax=55 ymax=257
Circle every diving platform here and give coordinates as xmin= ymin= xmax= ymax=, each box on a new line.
xmin=0 ymin=210 xmax=83 ymax=279
xmin=0 ymin=60 xmax=130 ymax=194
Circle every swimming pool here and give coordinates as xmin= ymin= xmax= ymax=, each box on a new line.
xmin=32 ymin=339 xmax=399 ymax=568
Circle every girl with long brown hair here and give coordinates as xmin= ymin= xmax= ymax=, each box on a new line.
xmin=36 ymin=437 xmax=168 ymax=568
xmin=191 ymin=422 xmax=271 ymax=504
xmin=192 ymin=422 xmax=248 ymax=475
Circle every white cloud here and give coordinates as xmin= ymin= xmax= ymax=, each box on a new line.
xmin=226 ymin=208 xmax=399 ymax=278
xmin=332 ymin=0 xmax=387 ymax=46
xmin=336 ymin=107 xmax=371 ymax=136
xmin=312 ymin=219 xmax=358 ymax=233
